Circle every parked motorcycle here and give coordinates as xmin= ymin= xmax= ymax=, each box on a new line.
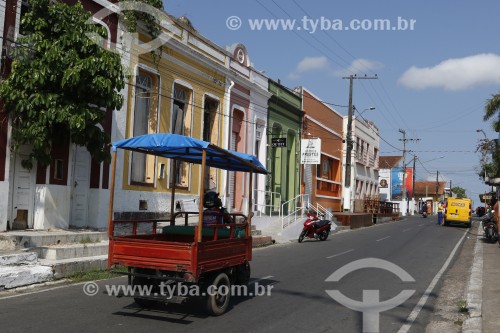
xmin=482 ymin=210 xmax=498 ymax=243
xmin=298 ymin=213 xmax=332 ymax=243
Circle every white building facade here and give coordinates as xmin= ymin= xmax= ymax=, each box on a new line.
xmin=342 ymin=115 xmax=380 ymax=212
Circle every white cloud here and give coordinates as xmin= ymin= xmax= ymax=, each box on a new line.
xmin=399 ymin=53 xmax=500 ymax=90
xmin=334 ymin=59 xmax=383 ymax=77
xmin=288 ymin=57 xmax=382 ymax=80
xmin=288 ymin=56 xmax=330 ymax=80
xmin=296 ymin=56 xmax=329 ymax=72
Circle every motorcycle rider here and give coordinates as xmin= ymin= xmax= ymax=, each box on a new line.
xmin=421 ymin=201 xmax=428 ymax=217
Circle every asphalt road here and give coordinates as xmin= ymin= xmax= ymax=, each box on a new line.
xmin=0 ymin=217 xmax=471 ymax=333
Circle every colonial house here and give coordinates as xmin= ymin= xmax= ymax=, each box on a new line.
xmin=0 ymin=0 xmax=120 ymax=231
xmin=298 ymin=87 xmax=343 ymax=212
xmin=0 ymin=1 xmax=270 ymax=231
xmin=104 ymin=16 xmax=272 ymax=222
xmin=267 ymin=80 xmax=303 ymax=215
xmin=343 ymin=112 xmax=380 ymax=212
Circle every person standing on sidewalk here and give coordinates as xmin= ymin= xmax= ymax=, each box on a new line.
xmin=437 ymin=201 xmax=444 ymax=225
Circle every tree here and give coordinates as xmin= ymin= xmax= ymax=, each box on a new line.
xmin=476 ymin=138 xmax=497 ymax=179
xmin=0 ymin=0 xmax=126 ymax=169
xmin=483 ymin=93 xmax=500 ymax=177
xmin=484 ymin=93 xmax=500 ymax=131
xmin=451 ymin=186 xmax=467 ymax=199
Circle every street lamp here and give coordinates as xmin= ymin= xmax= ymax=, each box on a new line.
xmin=354 ymin=106 xmax=376 ymax=117
xmin=477 ymin=129 xmax=487 ymax=140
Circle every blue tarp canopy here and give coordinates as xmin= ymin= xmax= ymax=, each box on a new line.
xmin=112 ymin=133 xmax=269 ymax=174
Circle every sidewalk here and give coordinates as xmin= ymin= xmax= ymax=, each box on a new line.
xmin=462 ymin=219 xmax=499 ymax=333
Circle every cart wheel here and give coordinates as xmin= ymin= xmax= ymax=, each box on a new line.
xmin=205 ymin=272 xmax=231 ymax=316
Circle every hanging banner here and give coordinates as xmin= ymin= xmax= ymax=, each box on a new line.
xmin=405 ymin=167 xmax=413 ymax=198
xmin=391 ymin=167 xmax=403 ymax=200
xmin=300 ymin=139 xmax=321 ymax=164
xmin=391 ymin=167 xmax=413 ymax=200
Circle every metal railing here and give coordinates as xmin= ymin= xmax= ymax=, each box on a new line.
xmin=307 ymin=201 xmax=334 ymax=221
xmin=252 ymin=189 xmax=282 ymax=217
xmin=281 ymin=194 xmax=310 ymax=229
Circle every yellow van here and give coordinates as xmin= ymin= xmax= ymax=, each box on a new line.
xmin=444 ymin=198 xmax=472 ymax=227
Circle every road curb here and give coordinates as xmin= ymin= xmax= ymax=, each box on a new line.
xmin=462 ymin=223 xmax=482 ymax=333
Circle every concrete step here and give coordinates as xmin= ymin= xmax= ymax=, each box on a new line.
xmin=36 ymin=241 xmax=109 ymax=260
xmin=0 ymin=231 xmax=108 ymax=249
xmin=0 ymin=251 xmax=38 ymax=266
xmin=0 ymin=265 xmax=53 ymax=289
xmin=40 ymin=255 xmax=108 ymax=279
xmin=252 ymin=235 xmax=274 ymax=248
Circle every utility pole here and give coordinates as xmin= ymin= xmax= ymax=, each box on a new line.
xmin=412 ymin=155 xmax=416 ymax=200
xmin=449 ymin=180 xmax=452 ymax=197
xmin=399 ymin=130 xmax=419 ymax=215
xmin=436 ymin=170 xmax=439 ymax=201
xmin=342 ymin=74 xmax=378 ymax=211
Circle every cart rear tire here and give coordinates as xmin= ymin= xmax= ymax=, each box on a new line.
xmin=206 ymin=272 xmax=231 ymax=316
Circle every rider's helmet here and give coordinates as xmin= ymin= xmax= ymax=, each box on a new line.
xmin=204 ymin=191 xmax=222 ymax=209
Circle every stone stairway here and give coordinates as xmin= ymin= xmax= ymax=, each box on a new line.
xmin=0 ymin=251 xmax=53 ymax=289
xmin=0 ymin=230 xmax=108 ymax=289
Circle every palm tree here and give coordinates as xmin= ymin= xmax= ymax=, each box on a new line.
xmin=484 ymin=93 xmax=500 ymax=131
xmin=483 ymin=93 xmax=500 ymax=178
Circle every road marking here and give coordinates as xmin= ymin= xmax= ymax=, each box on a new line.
xmin=397 ymin=227 xmax=469 ymax=333
xmin=376 ymin=236 xmax=391 ymax=242
xmin=256 ymin=275 xmax=274 ymax=281
xmin=327 ymin=249 xmax=354 ymax=259
xmin=402 ymin=228 xmax=412 ymax=232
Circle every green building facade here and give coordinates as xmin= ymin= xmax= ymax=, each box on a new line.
xmin=267 ymin=80 xmax=304 ymax=214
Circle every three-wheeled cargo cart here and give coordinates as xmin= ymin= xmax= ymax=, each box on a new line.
xmin=107 ymin=134 xmax=268 ymax=315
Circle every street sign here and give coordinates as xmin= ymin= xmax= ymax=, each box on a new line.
xmin=271 ymin=138 xmax=287 ymax=147
xmin=300 ymin=139 xmax=321 ymax=164
xmin=479 ymin=192 xmax=497 ymax=203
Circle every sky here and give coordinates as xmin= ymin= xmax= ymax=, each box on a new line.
xmin=163 ymin=0 xmax=500 ymax=203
